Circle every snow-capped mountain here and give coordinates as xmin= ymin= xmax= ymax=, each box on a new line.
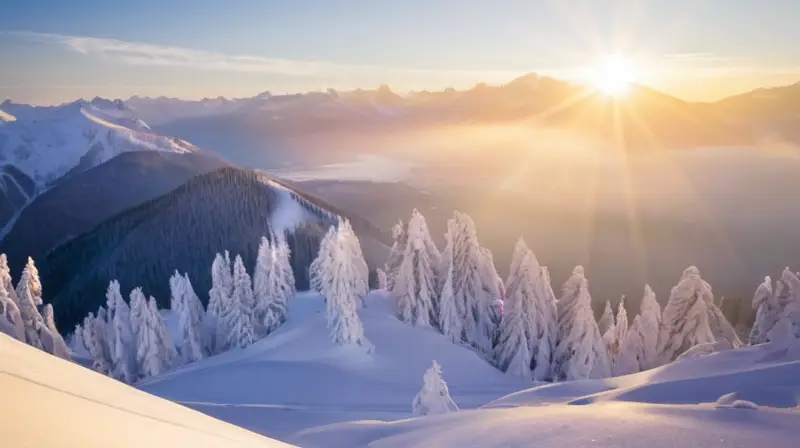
xmin=0 ymin=98 xmax=200 ymax=187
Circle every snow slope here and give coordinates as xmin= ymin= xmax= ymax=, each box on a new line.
xmin=0 ymin=333 xmax=291 ymax=447
xmin=139 ymin=291 xmax=530 ymax=441
xmin=0 ymin=98 xmax=199 ymax=186
xmin=294 ymin=339 xmax=800 ymax=447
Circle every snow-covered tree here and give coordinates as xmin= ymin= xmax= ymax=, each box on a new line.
xmin=438 ymin=265 xmax=462 ymax=343
xmin=376 ymin=268 xmax=388 ymax=291
xmin=612 ymin=297 xmax=629 ymax=360
xmin=131 ymin=289 xmax=161 ymax=379
xmin=172 ymin=272 xmax=207 ymax=363
xmin=597 ymin=300 xmax=614 ymax=336
xmin=206 ymin=251 xmax=233 ymax=354
xmin=657 ymin=267 xmax=741 ymax=364
xmin=70 ymin=323 xmax=89 ymax=358
xmin=449 ymin=212 xmax=496 ymax=356
xmin=505 ymin=237 xmax=530 ymax=298
xmin=494 ymin=278 xmax=532 ymax=378
xmin=40 ymin=304 xmax=71 ymax=360
xmin=310 ymin=226 xmax=337 ymax=298
xmin=84 ymin=312 xmax=112 ymax=375
xmin=0 ymin=282 xmax=25 ymax=342
xmin=16 ymin=257 xmax=42 ymax=307
xmin=750 ymin=270 xmax=799 ymax=345
xmin=638 ymin=284 xmax=661 ymax=369
xmin=0 ymin=254 xmax=20 ymax=306
xmin=614 ymin=315 xmax=644 ymax=376
xmin=16 ymin=262 xmax=44 ymax=350
xmin=531 ymin=265 xmax=558 ymax=381
xmin=339 ymin=219 xmax=369 ymax=306
xmin=319 ymin=226 xmax=371 ymax=348
xmin=222 ymin=255 xmax=256 ymax=350
xmin=391 ymin=210 xmax=438 ymax=327
xmin=411 ymin=360 xmax=459 ymax=416
xmin=254 ymin=237 xmax=295 ymax=337
xmin=552 ymin=266 xmax=611 ymax=381
xmin=106 ymin=281 xmax=136 ymax=382
xmin=385 ymin=219 xmax=407 ymax=291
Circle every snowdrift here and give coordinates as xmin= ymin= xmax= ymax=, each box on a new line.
xmin=0 ymin=333 xmax=290 ymax=447
xmin=293 ymin=338 xmax=800 ymax=447
xmin=139 ymin=291 xmax=529 ymax=440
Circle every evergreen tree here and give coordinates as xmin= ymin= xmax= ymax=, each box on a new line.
xmin=178 ymin=273 xmax=208 ymax=362
xmin=106 ymin=281 xmax=136 ymax=382
xmin=657 ymin=267 xmax=741 ymax=364
xmin=0 ymin=282 xmax=25 ymax=342
xmin=70 ymin=322 xmax=89 ymax=358
xmin=412 ymin=360 xmax=459 ymax=416
xmin=612 ymin=297 xmax=629 ymax=361
xmin=339 ymin=219 xmax=370 ymax=306
xmin=597 ymin=300 xmax=615 ymax=337
xmin=0 ymin=254 xmax=20 ymax=306
xmin=493 ymin=276 xmax=532 ymax=378
xmin=614 ymin=315 xmax=644 ymax=376
xmin=750 ymin=270 xmax=799 ymax=344
xmin=552 ymin=266 xmax=611 ymax=381
xmin=84 ymin=312 xmax=111 ymax=375
xmin=391 ymin=210 xmax=438 ymax=327
xmin=222 ymin=255 xmax=256 ymax=349
xmin=310 ymin=226 xmax=337 ymax=298
xmin=40 ymin=304 xmax=71 ymax=360
xmin=450 ymin=212 xmax=495 ymax=356
xmin=206 ymin=251 xmax=233 ymax=354
xmin=254 ymin=237 xmax=295 ymax=336
xmin=385 ymin=219 xmax=407 ymax=291
xmin=438 ymin=265 xmax=462 ymax=343
xmin=637 ymin=285 xmax=662 ymax=370
xmin=376 ymin=268 xmax=388 ymax=291
xmin=131 ymin=289 xmax=162 ymax=379
xmin=505 ymin=237 xmax=530 ymax=298
xmin=149 ymin=296 xmax=177 ymax=368
xmin=16 ymin=263 xmax=44 ymax=350
xmin=321 ymin=226 xmax=371 ymax=348
xmin=253 ymin=236 xmax=273 ymax=335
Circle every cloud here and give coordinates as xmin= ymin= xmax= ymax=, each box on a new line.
xmin=1 ymin=30 xmax=521 ymax=81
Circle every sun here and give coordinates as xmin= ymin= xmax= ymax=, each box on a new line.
xmin=592 ymin=55 xmax=636 ymax=97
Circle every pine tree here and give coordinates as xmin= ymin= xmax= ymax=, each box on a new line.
xmin=638 ymin=284 xmax=662 ymax=370
xmin=16 ymin=263 xmax=44 ymax=350
xmin=131 ymin=289 xmax=161 ymax=379
xmin=391 ymin=210 xmax=438 ymax=327
xmin=255 ymin=236 xmax=296 ymax=337
xmin=450 ymin=212 xmax=495 ymax=356
xmin=657 ymin=266 xmax=741 ymax=364
xmin=597 ymin=300 xmax=614 ymax=336
xmin=505 ymin=237 xmax=530 ymax=298
xmin=253 ymin=236 xmax=273 ymax=336
xmin=40 ymin=304 xmax=71 ymax=360
xmin=493 ymin=278 xmax=532 ymax=378
xmin=70 ymin=323 xmax=89 ymax=357
xmin=149 ymin=296 xmax=177 ymax=367
xmin=0 ymin=282 xmax=25 ymax=342
xmin=385 ymin=219 xmax=407 ymax=291
xmin=84 ymin=312 xmax=111 ymax=375
xmin=222 ymin=255 xmax=256 ymax=349
xmin=412 ymin=361 xmax=459 ymax=416
xmin=552 ymin=266 xmax=611 ymax=381
xmin=614 ymin=315 xmax=644 ymax=376
xmin=322 ymin=226 xmax=371 ymax=348
xmin=0 ymin=254 xmax=20 ymax=306
xmin=206 ymin=251 xmax=233 ymax=354
xmin=377 ymin=268 xmax=388 ymax=290
xmin=106 ymin=281 xmax=136 ymax=382
xmin=438 ymin=265 xmax=462 ymax=343
xmin=612 ymin=297 xmax=629 ymax=361
xmin=750 ymin=270 xmax=799 ymax=345
xmin=531 ymin=265 xmax=558 ymax=381
xmin=479 ymin=246 xmax=503 ymax=346
xmin=339 ymin=219 xmax=370 ymax=306
xmin=310 ymin=226 xmax=337 ymax=298
xmin=178 ymin=273 xmax=208 ymax=362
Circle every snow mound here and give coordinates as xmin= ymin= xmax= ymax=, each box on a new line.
xmin=294 ymin=340 xmax=800 ymax=447
xmin=265 ymin=179 xmax=315 ymax=234
xmin=0 ymin=99 xmax=200 ymax=186
xmin=139 ymin=291 xmax=528 ymax=440
xmin=0 ymin=333 xmax=290 ymax=447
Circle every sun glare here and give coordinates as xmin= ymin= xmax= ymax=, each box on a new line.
xmin=592 ymin=55 xmax=635 ymax=97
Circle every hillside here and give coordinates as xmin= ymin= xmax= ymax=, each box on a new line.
xmin=39 ymin=166 xmax=389 ymax=332
xmin=139 ymin=291 xmax=530 ymax=441
xmin=0 ymin=333 xmax=290 ymax=447
xmin=294 ymin=338 xmax=800 ymax=447
xmin=0 ymin=150 xmax=228 ymax=274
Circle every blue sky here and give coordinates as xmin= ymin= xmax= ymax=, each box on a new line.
xmin=2 ymin=0 xmax=800 ymax=104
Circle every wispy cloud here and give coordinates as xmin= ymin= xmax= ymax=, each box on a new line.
xmin=2 ymin=30 xmax=522 ymax=80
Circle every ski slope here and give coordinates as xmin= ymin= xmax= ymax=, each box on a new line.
xmin=294 ymin=338 xmax=800 ymax=447
xmin=0 ymin=333 xmax=290 ymax=447
xmin=139 ymin=291 xmax=531 ymax=440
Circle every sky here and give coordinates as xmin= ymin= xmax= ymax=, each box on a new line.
xmin=2 ymin=0 xmax=800 ymax=105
